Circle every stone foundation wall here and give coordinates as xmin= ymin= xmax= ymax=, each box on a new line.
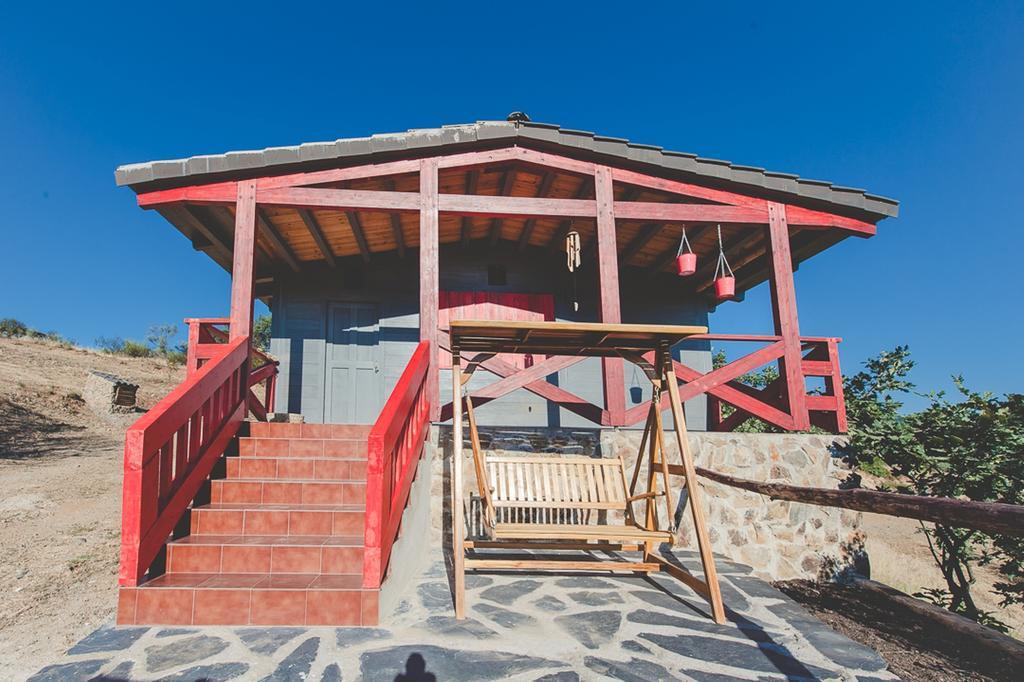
xmin=431 ymin=426 xmax=863 ymax=582
xmin=602 ymin=431 xmax=863 ymax=582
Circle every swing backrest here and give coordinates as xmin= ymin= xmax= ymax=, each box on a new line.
xmin=484 ymin=454 xmax=630 ymax=524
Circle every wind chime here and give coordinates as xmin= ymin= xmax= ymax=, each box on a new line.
xmin=675 ymin=225 xmax=697 ymax=276
xmin=565 ymin=226 xmax=581 ymax=311
xmin=712 ymin=224 xmax=736 ymax=300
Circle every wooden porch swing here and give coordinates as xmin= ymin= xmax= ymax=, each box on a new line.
xmin=449 ymin=320 xmax=726 ymax=623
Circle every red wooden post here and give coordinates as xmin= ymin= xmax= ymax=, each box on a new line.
xmin=419 ymin=158 xmax=440 ymax=421
xmin=595 ymin=166 xmax=626 ymax=426
xmin=767 ymin=202 xmax=810 ymax=430
xmin=185 ymin=319 xmax=201 ymax=377
xmin=827 ymin=339 xmax=848 ymax=433
xmin=229 ymin=181 xmax=257 ymax=341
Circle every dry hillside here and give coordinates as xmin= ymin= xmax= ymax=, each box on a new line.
xmin=0 ymin=336 xmax=184 ymax=680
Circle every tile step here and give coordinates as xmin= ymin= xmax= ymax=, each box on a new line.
xmin=239 ymin=437 xmax=368 ymax=459
xmin=249 ymin=423 xmax=372 ymax=439
xmin=118 ymin=573 xmax=378 ymax=626
xmin=190 ymin=504 xmax=364 ymax=536
xmin=167 ymin=535 xmax=364 ymax=575
xmin=211 ymin=479 xmax=366 ymax=506
xmin=226 ymin=456 xmax=367 ymax=481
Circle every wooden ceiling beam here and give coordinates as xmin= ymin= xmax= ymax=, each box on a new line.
xmin=548 ymin=179 xmax=593 ymax=247
xmin=163 ymin=206 xmax=232 ymax=263
xmin=518 ymin=171 xmax=558 ymax=251
xmin=489 ymin=168 xmax=519 ymax=245
xmin=619 ymin=222 xmax=662 ymax=265
xmin=298 ymin=209 xmax=337 ymax=268
xmin=345 ymin=211 xmax=372 ymax=262
xmin=461 ymin=169 xmax=479 ymax=248
xmin=256 ymin=208 xmax=301 ymax=272
xmin=385 ymin=180 xmax=406 ymax=259
xmin=207 ymin=205 xmax=276 ymax=265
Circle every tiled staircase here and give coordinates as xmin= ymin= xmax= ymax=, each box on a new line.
xmin=117 ymin=422 xmax=379 ymax=626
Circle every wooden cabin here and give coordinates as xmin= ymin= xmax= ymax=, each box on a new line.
xmin=113 ymin=117 xmax=897 ymax=627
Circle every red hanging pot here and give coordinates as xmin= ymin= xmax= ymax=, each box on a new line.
xmin=714 ymin=276 xmax=736 ymax=300
xmin=675 ymin=253 xmax=697 ymax=276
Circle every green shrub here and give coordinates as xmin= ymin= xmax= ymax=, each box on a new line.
xmin=121 ymin=340 xmax=152 ymax=358
xmin=0 ymin=318 xmax=28 ymax=337
xmin=253 ymin=314 xmax=272 ymax=353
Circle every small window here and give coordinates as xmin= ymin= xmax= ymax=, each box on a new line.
xmin=487 ymin=264 xmax=507 ymax=286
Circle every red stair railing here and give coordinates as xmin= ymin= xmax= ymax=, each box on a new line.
xmin=185 ymin=317 xmax=278 ymax=418
xmin=363 ymin=341 xmax=432 ymax=589
xmin=119 ymin=335 xmax=251 ymax=586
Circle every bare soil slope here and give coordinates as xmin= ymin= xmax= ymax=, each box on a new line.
xmin=0 ymin=337 xmax=183 ymax=680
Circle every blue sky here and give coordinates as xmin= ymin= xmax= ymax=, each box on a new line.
xmin=1 ymin=2 xmax=1021 ymax=406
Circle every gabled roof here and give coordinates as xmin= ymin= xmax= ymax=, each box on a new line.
xmin=115 ymin=120 xmax=898 ymax=221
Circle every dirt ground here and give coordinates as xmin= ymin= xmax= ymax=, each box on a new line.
xmin=0 ymin=336 xmax=183 ymax=681
xmin=861 ymin=512 xmax=1024 ymax=639
xmin=775 ymin=580 xmax=1017 ymax=681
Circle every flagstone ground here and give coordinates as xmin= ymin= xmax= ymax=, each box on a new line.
xmin=29 ymin=548 xmax=893 ymax=682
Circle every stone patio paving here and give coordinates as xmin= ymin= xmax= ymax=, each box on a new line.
xmin=29 ymin=549 xmax=894 ymax=681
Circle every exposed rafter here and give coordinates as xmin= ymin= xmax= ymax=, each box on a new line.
xmin=345 ymin=211 xmax=372 ymax=262
xmin=619 ymin=222 xmax=662 ymax=265
xmin=518 ymin=171 xmax=557 ymax=251
xmin=548 ymin=178 xmax=593 ymax=247
xmin=489 ymin=168 xmax=519 ymax=245
xmin=256 ymin=208 xmax=301 ymax=272
xmin=207 ymin=205 xmax=276 ymax=264
xmin=461 ymin=169 xmax=478 ymax=247
xmin=298 ymin=209 xmax=337 ymax=268
xmin=163 ymin=205 xmax=232 ymax=264
xmin=385 ymin=180 xmax=406 ymax=258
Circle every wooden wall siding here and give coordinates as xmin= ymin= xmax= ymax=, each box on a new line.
xmin=270 ymin=248 xmax=711 ymax=430
xmin=437 ymin=291 xmax=556 ymax=370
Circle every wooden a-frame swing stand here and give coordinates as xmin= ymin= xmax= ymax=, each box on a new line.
xmin=449 ymin=320 xmax=726 ymax=623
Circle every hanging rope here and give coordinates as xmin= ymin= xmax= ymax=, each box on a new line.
xmin=676 ymin=225 xmax=693 ymax=257
xmin=713 ymin=224 xmax=734 ymax=281
xmin=566 ymin=228 xmax=581 ymax=312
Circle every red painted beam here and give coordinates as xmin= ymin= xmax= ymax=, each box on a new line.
xmin=595 ymin=166 xmax=626 ymax=426
xmin=767 ymin=203 xmax=810 ymax=430
xmin=228 ymin=182 xmax=257 ymax=341
xmin=610 ymin=167 xmax=766 ymax=208
xmin=419 ymin=158 xmax=440 ymax=421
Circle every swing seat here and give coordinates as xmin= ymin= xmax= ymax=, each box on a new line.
xmin=481 ymin=454 xmax=674 ymax=544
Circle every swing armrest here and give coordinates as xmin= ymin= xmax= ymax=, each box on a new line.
xmin=626 ymin=491 xmax=665 ymax=503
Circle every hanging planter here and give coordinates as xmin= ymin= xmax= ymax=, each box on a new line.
xmin=712 ymin=224 xmax=736 ymax=301
xmin=675 ymin=225 xmax=697 ymax=276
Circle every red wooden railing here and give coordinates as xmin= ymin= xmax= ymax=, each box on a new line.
xmin=438 ymin=331 xmax=848 ymax=434
xmin=185 ymin=317 xmax=278 ymax=419
xmin=119 ymin=336 xmax=250 ymax=586
xmin=362 ymin=341 xmax=432 ymax=589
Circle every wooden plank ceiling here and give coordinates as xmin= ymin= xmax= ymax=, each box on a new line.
xmin=175 ymin=163 xmax=839 ymax=297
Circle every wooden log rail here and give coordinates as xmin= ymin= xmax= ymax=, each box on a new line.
xmin=363 ymin=341 xmax=432 ymax=588
xmin=690 ymin=467 xmax=1024 ymax=538
xmin=185 ymin=317 xmax=278 ymax=419
xmin=119 ymin=336 xmax=250 ymax=586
